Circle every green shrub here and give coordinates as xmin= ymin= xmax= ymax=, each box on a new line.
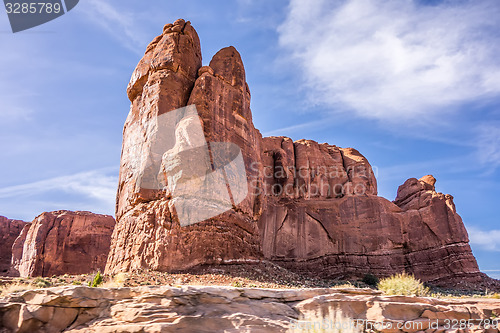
xmin=32 ymin=277 xmax=52 ymax=288
xmin=377 ymin=272 xmax=429 ymax=296
xmin=362 ymin=273 xmax=379 ymax=287
xmin=232 ymin=281 xmax=243 ymax=288
xmin=88 ymin=272 xmax=103 ymax=288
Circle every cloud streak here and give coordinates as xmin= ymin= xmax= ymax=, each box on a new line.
xmin=0 ymin=168 xmax=117 ymax=201
xmin=278 ymin=0 xmax=500 ymax=121
xmin=467 ymin=226 xmax=500 ymax=252
xmin=475 ymin=122 xmax=500 ymax=172
xmin=0 ymin=168 xmax=117 ymax=220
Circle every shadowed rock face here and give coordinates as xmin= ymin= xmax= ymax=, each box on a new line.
xmin=9 ymin=211 xmax=115 ymax=277
xmin=261 ymin=172 xmax=482 ymax=287
xmin=0 ymin=216 xmax=28 ymax=275
xmin=107 ymin=19 xmax=490 ymax=287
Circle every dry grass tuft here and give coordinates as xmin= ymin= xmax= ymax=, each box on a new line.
xmin=101 ymin=272 xmax=128 ymax=288
xmin=377 ymin=272 xmax=429 ymax=296
xmin=0 ymin=282 xmax=34 ymax=296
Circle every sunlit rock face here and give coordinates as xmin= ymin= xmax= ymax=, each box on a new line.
xmin=9 ymin=211 xmax=115 ymax=277
xmin=106 ymin=19 xmax=262 ymax=274
xmin=107 ymin=19 xmax=488 ymax=288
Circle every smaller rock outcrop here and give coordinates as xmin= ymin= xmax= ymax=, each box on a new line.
xmin=394 ymin=175 xmax=481 ymax=286
xmin=9 ymin=211 xmax=115 ymax=277
xmin=0 ymin=216 xmax=28 ymax=275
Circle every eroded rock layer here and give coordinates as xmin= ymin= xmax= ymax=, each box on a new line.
xmin=0 ymin=217 xmax=27 ymax=275
xmin=9 ymin=211 xmax=115 ymax=277
xmin=107 ymin=19 xmax=490 ymax=287
xmin=1 ymin=285 xmax=499 ymax=332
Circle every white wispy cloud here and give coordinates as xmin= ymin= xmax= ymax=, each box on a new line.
xmin=0 ymin=167 xmax=118 ymax=220
xmin=262 ymin=117 xmax=335 ymax=137
xmin=467 ymin=226 xmax=500 ymax=252
xmin=0 ymin=167 xmax=117 ymax=201
xmin=278 ymin=0 xmax=500 ymax=121
xmin=475 ymin=123 xmax=500 ymax=171
xmin=0 ymin=97 xmax=34 ymax=122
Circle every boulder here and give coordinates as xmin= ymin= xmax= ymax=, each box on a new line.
xmin=0 ymin=216 xmax=28 ymax=275
xmin=9 ymin=211 xmax=115 ymax=277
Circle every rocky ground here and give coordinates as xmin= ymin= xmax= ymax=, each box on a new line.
xmin=2 ymin=262 xmax=499 ymax=298
xmin=0 ymin=262 xmax=359 ymax=295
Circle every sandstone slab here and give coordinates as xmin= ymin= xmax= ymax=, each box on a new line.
xmin=1 ymin=285 xmax=499 ymax=332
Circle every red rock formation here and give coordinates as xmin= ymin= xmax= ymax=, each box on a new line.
xmin=107 ymin=20 xmax=490 ymax=288
xmin=106 ymin=20 xmax=262 ymax=274
xmin=261 ymin=137 xmax=377 ymax=199
xmin=9 ymin=211 xmax=115 ymax=277
xmin=261 ymin=167 xmax=484 ymax=286
xmin=0 ymin=216 xmax=28 ymax=275
xmin=395 ymin=176 xmax=482 ymax=286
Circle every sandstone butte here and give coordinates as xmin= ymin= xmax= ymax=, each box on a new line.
xmin=105 ymin=18 xmax=499 ymax=290
xmin=6 ymin=211 xmax=115 ymax=278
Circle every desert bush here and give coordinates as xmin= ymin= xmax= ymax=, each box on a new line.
xmin=0 ymin=282 xmax=33 ymax=296
xmin=486 ymin=292 xmax=500 ymax=299
xmin=100 ymin=272 xmax=128 ymax=288
xmin=331 ymin=281 xmax=354 ymax=289
xmin=88 ymin=272 xmax=103 ymax=288
xmin=232 ymin=281 xmax=243 ymax=288
xmin=377 ymin=272 xmax=429 ymax=296
xmin=33 ymin=277 xmax=52 ymax=288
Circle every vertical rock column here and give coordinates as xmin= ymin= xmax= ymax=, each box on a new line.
xmin=106 ymin=21 xmax=263 ymax=274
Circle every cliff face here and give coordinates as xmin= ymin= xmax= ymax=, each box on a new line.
xmin=0 ymin=216 xmax=28 ymax=275
xmin=9 ymin=211 xmax=115 ymax=277
xmin=261 ymin=169 xmax=481 ymax=286
xmin=107 ymin=19 xmax=488 ymax=287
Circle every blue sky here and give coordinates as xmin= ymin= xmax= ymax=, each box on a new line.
xmin=1 ymin=0 xmax=499 ymax=278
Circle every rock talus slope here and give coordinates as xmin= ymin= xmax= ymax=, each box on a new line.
xmin=0 ymin=217 xmax=27 ymax=276
xmin=9 ymin=211 xmax=115 ymax=277
xmin=107 ymin=19 xmax=491 ymax=287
